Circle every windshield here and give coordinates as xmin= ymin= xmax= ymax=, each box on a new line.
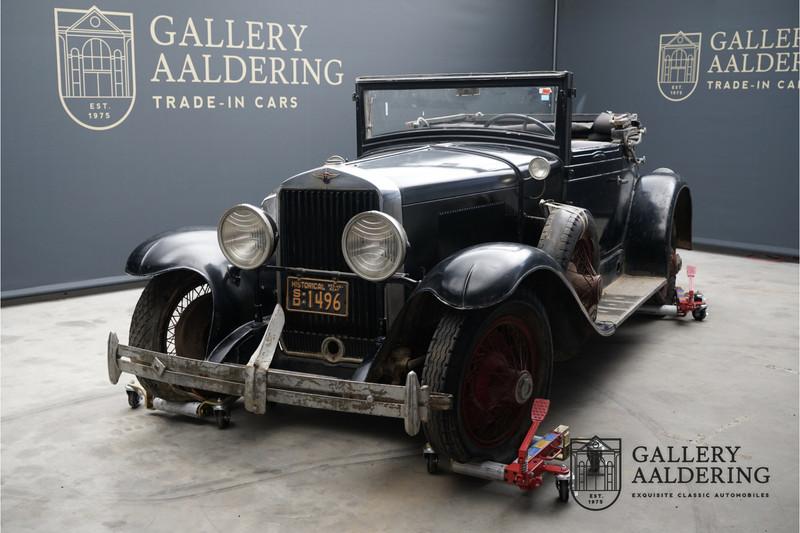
xmin=363 ymin=85 xmax=558 ymax=139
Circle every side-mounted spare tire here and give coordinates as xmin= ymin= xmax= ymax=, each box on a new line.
xmin=537 ymin=206 xmax=602 ymax=319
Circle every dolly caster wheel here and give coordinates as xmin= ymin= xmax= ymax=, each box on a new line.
xmin=426 ymin=453 xmax=439 ymax=475
xmin=214 ymin=409 xmax=231 ymax=429
xmin=556 ymin=478 xmax=570 ymax=502
xmin=692 ymin=308 xmax=707 ymax=321
xmin=423 ymin=443 xmax=438 ymax=474
xmin=127 ymin=390 xmax=141 ymax=409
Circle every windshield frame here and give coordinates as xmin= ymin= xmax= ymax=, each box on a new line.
xmin=354 ymin=71 xmax=574 ymax=160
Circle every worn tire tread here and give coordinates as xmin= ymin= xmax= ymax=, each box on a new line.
xmin=422 ymin=292 xmax=553 ymax=464
xmin=128 ymin=274 xmax=204 ymax=402
xmin=422 ymin=312 xmax=469 ymax=462
xmin=538 ymin=210 xmax=584 ymax=271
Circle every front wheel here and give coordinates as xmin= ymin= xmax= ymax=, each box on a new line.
xmin=128 ymin=273 xmax=214 ymax=402
xmin=422 ymin=293 xmax=553 ymax=463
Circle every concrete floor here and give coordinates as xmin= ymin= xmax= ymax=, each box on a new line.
xmin=1 ymin=250 xmax=797 ymax=533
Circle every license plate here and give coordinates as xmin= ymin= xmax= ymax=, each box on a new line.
xmin=286 ymin=276 xmax=349 ymax=317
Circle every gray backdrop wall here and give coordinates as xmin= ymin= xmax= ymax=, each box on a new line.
xmin=3 ymin=0 xmax=798 ymax=297
xmin=1 ymin=0 xmax=556 ymax=296
xmin=557 ymin=0 xmax=799 ymax=256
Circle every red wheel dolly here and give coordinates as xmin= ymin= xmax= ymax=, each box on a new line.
xmin=424 ymin=398 xmax=572 ymax=501
xmin=675 ymin=265 xmax=708 ymax=321
xmin=638 ymin=265 xmax=708 ymax=321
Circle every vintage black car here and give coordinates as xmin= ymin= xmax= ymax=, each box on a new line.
xmin=108 ymin=71 xmax=693 ymax=464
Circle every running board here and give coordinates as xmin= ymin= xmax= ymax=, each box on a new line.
xmin=595 ymin=275 xmax=666 ymax=328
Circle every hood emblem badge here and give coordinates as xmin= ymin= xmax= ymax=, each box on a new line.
xmin=314 ymin=155 xmax=346 ymax=183
xmin=313 ymin=167 xmax=340 ymax=184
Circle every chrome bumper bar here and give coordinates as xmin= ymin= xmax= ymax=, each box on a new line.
xmin=107 ymin=305 xmax=452 ymax=435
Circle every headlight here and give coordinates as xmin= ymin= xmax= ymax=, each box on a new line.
xmin=217 ymin=204 xmax=276 ymax=269
xmin=342 ymin=211 xmax=408 ymax=281
xmin=528 ymin=156 xmax=550 ymax=180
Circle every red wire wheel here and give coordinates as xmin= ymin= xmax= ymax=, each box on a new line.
xmin=460 ymin=315 xmax=538 ymax=447
xmin=423 ymin=293 xmax=553 ymax=463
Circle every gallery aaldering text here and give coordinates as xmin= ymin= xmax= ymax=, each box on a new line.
xmin=631 ymin=446 xmax=770 ymax=484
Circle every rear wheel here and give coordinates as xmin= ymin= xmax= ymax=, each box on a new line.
xmin=422 ymin=294 xmax=553 ymax=463
xmin=128 ymin=273 xmax=214 ymax=402
xmin=648 ymin=217 xmax=682 ymax=306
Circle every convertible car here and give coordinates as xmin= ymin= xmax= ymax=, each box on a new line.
xmin=108 ymin=71 xmax=698 ymax=465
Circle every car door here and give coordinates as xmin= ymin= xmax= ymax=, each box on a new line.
xmin=565 ymin=143 xmax=635 ymax=257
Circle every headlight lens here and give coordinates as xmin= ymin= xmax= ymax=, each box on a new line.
xmin=342 ymin=211 xmax=408 ymax=281
xmin=217 ymin=204 xmax=276 ymax=269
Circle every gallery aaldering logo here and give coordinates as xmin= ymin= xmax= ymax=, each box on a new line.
xmin=631 ymin=445 xmax=771 ymax=500
xmin=658 ymin=28 xmax=799 ymax=101
xmin=657 ymin=31 xmax=702 ymax=102
xmin=571 ymin=440 xmax=771 ymax=510
xmin=569 ymin=436 xmax=623 ymax=511
xmin=54 ymin=6 xmax=136 ymax=130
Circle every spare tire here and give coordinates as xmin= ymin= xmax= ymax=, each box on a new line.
xmin=538 ymin=207 xmax=602 ymax=319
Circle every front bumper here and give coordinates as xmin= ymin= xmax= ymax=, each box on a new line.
xmin=107 ymin=304 xmax=452 ymax=435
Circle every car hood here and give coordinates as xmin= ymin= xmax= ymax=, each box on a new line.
xmin=280 ymin=142 xmax=559 ymax=206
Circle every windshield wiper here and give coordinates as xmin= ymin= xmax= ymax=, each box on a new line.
xmin=405 ymin=112 xmax=485 ymax=129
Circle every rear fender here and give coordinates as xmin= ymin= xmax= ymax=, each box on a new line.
xmin=126 ymin=228 xmax=271 ymax=354
xmin=625 ymin=169 xmax=692 ymax=277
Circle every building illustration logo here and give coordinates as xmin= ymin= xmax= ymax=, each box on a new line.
xmin=657 ymin=31 xmax=702 ymax=102
xmin=570 ymin=436 xmax=622 ymax=510
xmin=54 ymin=6 xmax=135 ymax=130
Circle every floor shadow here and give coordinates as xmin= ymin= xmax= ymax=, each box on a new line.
xmin=551 ymin=318 xmax=654 ymax=409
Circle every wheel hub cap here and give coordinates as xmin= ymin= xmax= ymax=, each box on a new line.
xmin=514 ymin=370 xmax=533 ymax=404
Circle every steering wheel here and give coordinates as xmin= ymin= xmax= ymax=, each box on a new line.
xmin=484 ymin=114 xmax=554 ymax=136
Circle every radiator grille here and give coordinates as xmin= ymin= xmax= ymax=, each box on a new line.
xmin=278 ymin=189 xmax=383 ymax=358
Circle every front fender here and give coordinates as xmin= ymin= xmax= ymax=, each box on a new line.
xmin=625 ymin=169 xmax=692 ymax=277
xmin=415 ymin=243 xmax=560 ymax=310
xmin=126 ymin=227 xmax=267 ymax=354
xmin=366 ymin=242 xmax=610 ymax=380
